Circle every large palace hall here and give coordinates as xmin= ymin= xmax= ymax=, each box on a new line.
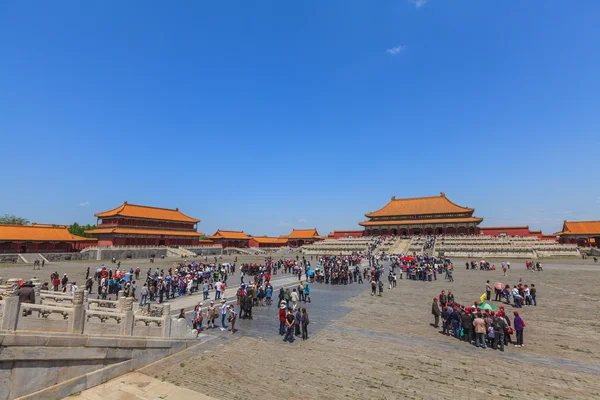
xmin=359 ymin=193 xmax=483 ymax=236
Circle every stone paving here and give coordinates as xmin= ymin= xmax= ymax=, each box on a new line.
xmin=133 ymin=258 xmax=600 ymax=400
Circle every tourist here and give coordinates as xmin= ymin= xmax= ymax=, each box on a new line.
xmin=206 ymin=300 xmax=217 ymax=329
xmin=450 ymin=307 xmax=461 ymax=338
xmin=278 ymin=301 xmax=287 ymax=335
xmin=301 ymin=308 xmax=310 ymax=340
xmin=294 ymin=307 xmax=302 ymax=336
xmin=431 ymin=298 xmax=440 ymax=328
xmin=284 ymin=288 xmax=291 ymax=308
xmin=139 ymin=283 xmax=148 ymax=305
xmin=284 ymin=307 xmax=296 ymax=342
xmin=202 ymin=281 xmax=209 ymax=300
xmin=447 ymin=290 xmax=455 ymax=304
xmin=439 ymin=290 xmax=447 ymax=308
xmin=298 ymin=281 xmax=305 ymax=302
xmin=220 ymin=299 xmax=228 ymax=330
xmin=378 ymin=280 xmax=384 ymax=296
xmin=493 ymin=313 xmax=507 ymax=352
xmin=514 ymin=311 xmax=525 ymax=347
xmin=61 ymin=274 xmax=69 ymax=292
xmin=291 ymin=288 xmax=299 ymax=310
xmin=530 ymin=284 xmax=537 ymax=306
xmin=371 ymin=279 xmax=377 ymax=296
xmin=461 ymin=308 xmax=473 ymax=343
xmin=265 ymin=284 xmax=273 ymax=306
xmin=177 ymin=308 xmax=186 ymax=319
xmin=486 ymin=280 xmax=491 ymax=301
xmin=473 ymin=312 xmax=487 ymax=349
xmin=193 ymin=303 xmax=203 ymax=331
xmin=18 ymin=281 xmax=36 ymax=308
xmin=303 ymin=283 xmax=311 ymax=303
xmin=441 ymin=306 xmax=450 ymax=335
xmin=227 ymin=305 xmax=237 ymax=334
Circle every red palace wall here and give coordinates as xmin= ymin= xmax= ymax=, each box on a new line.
xmin=480 ymin=227 xmax=531 ymax=237
xmin=332 ymin=231 xmax=364 ymax=239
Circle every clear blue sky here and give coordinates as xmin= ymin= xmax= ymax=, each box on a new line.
xmin=1 ymin=0 xmax=598 ymax=236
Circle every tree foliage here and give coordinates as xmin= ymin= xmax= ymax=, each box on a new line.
xmin=0 ymin=214 xmax=30 ymax=225
xmin=68 ymin=222 xmax=96 ymax=238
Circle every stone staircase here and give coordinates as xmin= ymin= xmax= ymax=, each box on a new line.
xmin=388 ymin=239 xmax=411 ymax=255
xmin=249 ymin=247 xmax=267 ymax=255
xmin=167 ymin=247 xmax=196 ymax=258
xmin=224 ymin=247 xmax=253 ymax=255
xmin=17 ymin=253 xmax=43 ymax=264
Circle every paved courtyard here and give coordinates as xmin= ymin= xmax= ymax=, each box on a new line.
xmin=6 ymin=255 xmax=597 ymax=399
xmin=68 ymin=257 xmax=600 ymax=400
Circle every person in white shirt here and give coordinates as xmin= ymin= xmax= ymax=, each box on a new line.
xmin=220 ymin=299 xmax=228 ymax=330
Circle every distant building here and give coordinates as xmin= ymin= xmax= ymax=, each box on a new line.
xmin=248 ymin=237 xmax=288 ymax=248
xmin=479 ymin=226 xmax=556 ymax=240
xmin=328 ymin=230 xmax=364 ymax=239
xmin=287 ymin=229 xmax=323 ymax=247
xmin=0 ymin=224 xmax=97 ymax=253
xmin=208 ymin=230 xmax=252 ymax=248
xmin=359 ymin=193 xmax=483 ymax=236
xmin=86 ymin=202 xmax=202 ymax=247
xmin=557 ymin=220 xmax=600 ymax=247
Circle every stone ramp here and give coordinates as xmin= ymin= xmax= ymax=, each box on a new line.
xmin=66 ymin=372 xmax=217 ymax=400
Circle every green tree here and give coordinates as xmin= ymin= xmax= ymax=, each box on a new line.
xmin=0 ymin=214 xmax=30 ymax=225
xmin=68 ymin=222 xmax=96 ymax=238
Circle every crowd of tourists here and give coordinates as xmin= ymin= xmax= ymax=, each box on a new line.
xmin=386 ymin=255 xmax=456 ymax=282
xmin=431 ymin=292 xmax=527 ymax=350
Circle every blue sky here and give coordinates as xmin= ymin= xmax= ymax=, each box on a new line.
xmin=1 ymin=0 xmax=598 ymax=236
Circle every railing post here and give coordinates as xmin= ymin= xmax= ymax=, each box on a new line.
xmin=31 ymin=278 xmax=42 ymax=304
xmin=121 ymin=297 xmax=135 ymax=336
xmin=1 ymin=279 xmax=20 ymax=331
xmin=161 ymin=303 xmax=171 ymax=337
xmin=69 ymin=288 xmax=86 ymax=334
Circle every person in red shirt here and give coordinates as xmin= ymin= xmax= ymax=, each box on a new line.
xmin=278 ymin=301 xmax=287 ymax=335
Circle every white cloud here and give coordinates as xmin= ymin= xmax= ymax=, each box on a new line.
xmin=386 ymin=45 xmax=407 ymax=55
xmin=79 ymin=201 xmax=90 ymax=207
xmin=277 ymin=222 xmax=290 ymax=227
xmin=410 ymin=0 xmax=428 ymax=8
xmin=297 ymin=218 xmax=307 ymax=223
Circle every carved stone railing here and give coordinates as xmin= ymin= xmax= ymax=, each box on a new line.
xmin=40 ymin=292 xmax=75 ymax=305
xmin=21 ymin=303 xmax=72 ymax=320
xmin=88 ymin=298 xmax=119 ymax=311
xmin=86 ymin=309 xmax=124 ymax=324
xmin=137 ymin=303 xmax=169 ymax=317
xmin=1 ymin=278 xmax=189 ymax=338
xmin=134 ymin=315 xmax=163 ymax=327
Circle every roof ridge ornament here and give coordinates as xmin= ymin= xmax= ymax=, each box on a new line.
xmin=440 ymin=192 xmax=446 ymax=197
xmin=391 ymin=196 xmax=396 ymax=200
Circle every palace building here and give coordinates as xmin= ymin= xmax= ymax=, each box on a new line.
xmin=287 ymin=229 xmax=323 ymax=247
xmin=86 ymin=202 xmax=202 ymax=246
xmin=208 ymin=230 xmax=252 ymax=248
xmin=248 ymin=237 xmax=288 ymax=248
xmin=0 ymin=224 xmax=97 ymax=254
xmin=359 ymin=193 xmax=483 ymax=236
xmin=557 ymin=220 xmax=600 ymax=247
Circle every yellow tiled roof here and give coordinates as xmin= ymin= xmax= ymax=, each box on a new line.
xmin=365 ymin=193 xmax=473 ymax=218
xmin=0 ymin=224 xmax=97 ymax=242
xmin=95 ymin=202 xmax=199 ymax=223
